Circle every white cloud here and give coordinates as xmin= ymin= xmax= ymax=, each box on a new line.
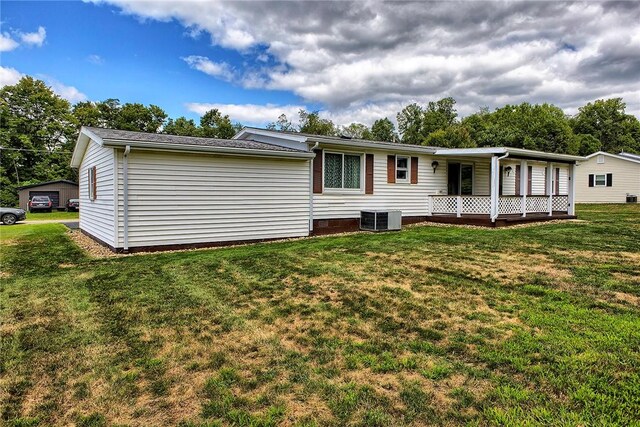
xmin=182 ymin=55 xmax=234 ymax=81
xmin=43 ymin=77 xmax=88 ymax=103
xmin=19 ymin=26 xmax=46 ymax=47
xmin=0 ymin=33 xmax=19 ymax=52
xmin=87 ymin=54 xmax=104 ymax=65
xmin=186 ymin=102 xmax=304 ymax=126
xmin=0 ymin=66 xmax=23 ymax=86
xmin=96 ymin=1 xmax=640 ymax=118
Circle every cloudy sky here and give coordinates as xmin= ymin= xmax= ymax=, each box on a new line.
xmin=2 ymin=0 xmax=639 ymax=126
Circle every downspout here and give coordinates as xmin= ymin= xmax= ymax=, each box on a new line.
xmin=491 ymin=152 xmax=510 ymax=222
xmin=123 ymin=145 xmax=131 ymax=253
xmin=308 ymin=141 xmax=319 ymax=232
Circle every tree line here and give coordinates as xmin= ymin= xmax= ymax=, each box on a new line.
xmin=1 ymin=75 xmax=639 ymax=206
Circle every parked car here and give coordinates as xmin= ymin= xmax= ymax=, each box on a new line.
xmin=28 ymin=195 xmax=53 ymax=213
xmin=66 ymin=198 xmax=80 ymax=212
xmin=0 ymin=207 xmax=26 ymax=225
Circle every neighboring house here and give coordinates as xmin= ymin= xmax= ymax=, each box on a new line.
xmin=17 ymin=180 xmax=78 ymax=210
xmin=575 ymin=151 xmax=640 ymax=203
xmin=71 ymin=127 xmax=583 ymax=252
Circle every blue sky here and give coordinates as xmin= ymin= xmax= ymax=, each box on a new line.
xmin=1 ymin=0 xmax=307 ymax=122
xmin=2 ymin=1 xmax=639 ymax=126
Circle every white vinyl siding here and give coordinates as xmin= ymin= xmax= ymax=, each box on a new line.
xmin=79 ymin=141 xmax=116 ymax=246
xmin=500 ymin=161 xmax=569 ymax=196
xmin=116 ymin=151 xmax=310 ymax=248
xmin=575 ymin=154 xmax=640 ymax=203
xmin=313 ymin=149 xmax=490 ymax=219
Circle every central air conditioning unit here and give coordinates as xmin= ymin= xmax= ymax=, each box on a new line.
xmin=360 ymin=210 xmax=402 ymax=231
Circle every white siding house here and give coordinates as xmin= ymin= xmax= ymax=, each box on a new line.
xmin=71 ymin=127 xmax=584 ymax=252
xmin=575 ymin=151 xmax=640 ymax=203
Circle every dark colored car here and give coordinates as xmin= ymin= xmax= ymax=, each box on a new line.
xmin=0 ymin=207 xmax=26 ymax=225
xmin=29 ymin=195 xmax=53 ymax=213
xmin=66 ymin=198 xmax=80 ymax=212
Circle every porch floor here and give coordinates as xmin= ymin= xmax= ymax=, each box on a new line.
xmin=427 ymin=212 xmax=577 ymax=227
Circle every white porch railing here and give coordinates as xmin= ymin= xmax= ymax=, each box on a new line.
xmin=428 ymin=195 xmax=569 ymax=217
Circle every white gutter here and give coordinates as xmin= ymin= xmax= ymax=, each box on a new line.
xmin=102 ymin=139 xmax=315 ymax=159
xmin=123 ymin=145 xmax=130 ymax=253
xmin=308 ymin=141 xmax=319 ymax=232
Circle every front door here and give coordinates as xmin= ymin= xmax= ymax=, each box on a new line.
xmin=447 ymin=163 xmax=473 ymax=195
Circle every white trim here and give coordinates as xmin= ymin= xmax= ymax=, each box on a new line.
xmin=395 ymin=155 xmax=410 ymax=183
xmin=594 ymin=173 xmax=607 ymax=186
xmin=435 ymin=147 xmax=584 ymax=162
xmin=233 ymin=127 xmax=308 ymax=143
xmin=322 ymin=150 xmax=365 ymax=193
xmin=585 ymin=151 xmax=640 ymax=165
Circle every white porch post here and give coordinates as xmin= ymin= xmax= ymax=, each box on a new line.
xmin=520 ymin=160 xmax=528 ymax=217
xmin=546 ymin=162 xmax=553 ymax=216
xmin=456 ymin=195 xmax=462 ymax=217
xmin=427 ymin=196 xmax=432 ymax=216
xmin=490 ymin=155 xmax=499 ymax=222
xmin=568 ymin=163 xmax=576 ymax=216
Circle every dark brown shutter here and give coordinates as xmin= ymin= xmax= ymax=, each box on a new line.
xmin=588 ymin=174 xmax=594 ymax=187
xmin=410 ymin=157 xmax=418 ymax=184
xmin=527 ymin=166 xmax=532 ymax=196
xmin=515 ymin=165 xmax=521 ymax=196
xmin=606 ymin=173 xmax=613 ymax=187
xmin=92 ymin=166 xmax=97 ymax=200
xmin=555 ymin=168 xmax=560 ymax=195
xmin=387 ymin=155 xmax=396 ymax=183
xmin=365 ymin=154 xmax=374 ymax=194
xmin=313 ymin=149 xmax=323 ymax=194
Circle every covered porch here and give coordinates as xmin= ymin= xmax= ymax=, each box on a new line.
xmin=426 ymin=147 xmax=581 ymax=226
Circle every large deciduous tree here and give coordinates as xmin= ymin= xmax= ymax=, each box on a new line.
xmin=397 ymin=103 xmax=424 ymax=144
xmin=298 ymin=110 xmax=337 ymax=136
xmin=570 ymin=98 xmax=640 ymax=154
xmin=199 ymin=109 xmax=240 ymax=139
xmin=163 ymin=117 xmax=199 ymax=136
xmin=0 ymin=77 xmax=78 ymax=205
xmin=370 ymin=118 xmax=397 ymax=142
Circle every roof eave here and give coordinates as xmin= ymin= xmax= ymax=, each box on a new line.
xmin=101 ymin=138 xmax=315 ymax=159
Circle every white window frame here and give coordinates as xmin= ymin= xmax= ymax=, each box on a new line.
xmin=88 ymin=166 xmax=97 ymax=201
xmin=594 ymin=173 xmax=607 ymax=187
xmin=395 ymin=155 xmax=410 ymax=183
xmin=322 ymin=151 xmax=364 ymax=193
xmin=596 ymin=154 xmax=605 ymax=164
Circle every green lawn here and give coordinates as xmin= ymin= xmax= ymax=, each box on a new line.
xmin=25 ymin=211 xmax=79 ymax=221
xmin=1 ymin=204 xmax=639 ymax=426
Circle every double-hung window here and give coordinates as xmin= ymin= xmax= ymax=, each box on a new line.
xmin=594 ymin=174 xmax=606 ymax=186
xmin=396 ymin=156 xmax=409 ymax=182
xmin=324 ymin=152 xmax=362 ymax=190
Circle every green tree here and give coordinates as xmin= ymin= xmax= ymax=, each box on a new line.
xmin=574 ymin=133 xmax=602 ymax=156
xmin=199 ymin=109 xmax=239 ymax=139
xmin=298 ymin=110 xmax=336 ymax=136
xmin=72 ymin=101 xmax=102 ymax=127
xmin=465 ymin=103 xmax=578 ymax=154
xmin=266 ymin=114 xmax=296 ymax=132
xmin=339 ymin=123 xmax=372 ymax=139
xmin=114 ymin=103 xmax=167 ymax=133
xmin=397 ymin=103 xmax=424 ymax=144
xmin=164 ymin=117 xmax=199 ymax=136
xmin=423 ymin=124 xmax=475 ymax=148
xmin=0 ymin=76 xmax=78 ymax=205
xmin=370 ymin=118 xmax=397 ymax=142
xmin=423 ymin=97 xmax=458 ymax=135
xmin=570 ymin=98 xmax=640 ymax=154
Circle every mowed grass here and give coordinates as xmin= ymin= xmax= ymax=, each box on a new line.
xmin=1 ymin=204 xmax=639 ymax=426
xmin=25 ymin=211 xmax=79 ymax=221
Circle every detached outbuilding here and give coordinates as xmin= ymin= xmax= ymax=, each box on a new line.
xmin=17 ymin=180 xmax=78 ymax=210
xmin=575 ymin=151 xmax=640 ymax=203
xmin=71 ymin=126 xmax=583 ymax=253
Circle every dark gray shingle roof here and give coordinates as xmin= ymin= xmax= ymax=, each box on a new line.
xmin=84 ymin=127 xmax=306 ymax=153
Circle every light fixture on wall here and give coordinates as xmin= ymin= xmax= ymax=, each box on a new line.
xmin=505 ymin=166 xmax=513 ymax=177
xmin=431 ymin=160 xmax=439 ymax=173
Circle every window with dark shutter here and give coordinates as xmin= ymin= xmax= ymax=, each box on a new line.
xmin=606 ymin=173 xmax=613 ymax=187
xmin=365 ymin=154 xmax=374 ymax=194
xmin=313 ymin=149 xmax=323 ymax=194
xmin=410 ymin=157 xmax=418 ymax=184
xmin=387 ymin=155 xmax=396 ymax=183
